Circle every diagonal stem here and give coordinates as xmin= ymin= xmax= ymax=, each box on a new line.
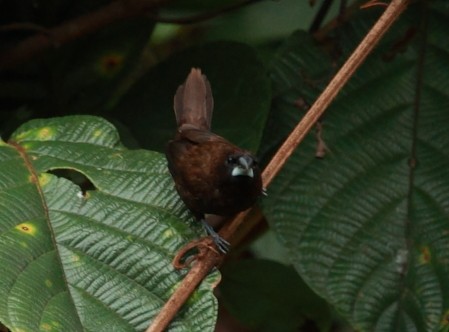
xmin=146 ymin=0 xmax=410 ymax=331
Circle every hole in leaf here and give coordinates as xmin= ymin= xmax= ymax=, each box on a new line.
xmin=48 ymin=168 xmax=95 ymax=196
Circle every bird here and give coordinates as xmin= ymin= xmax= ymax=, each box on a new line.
xmin=165 ymin=68 xmax=263 ymax=253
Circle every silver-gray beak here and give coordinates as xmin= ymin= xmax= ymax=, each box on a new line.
xmin=231 ymin=155 xmax=255 ymax=178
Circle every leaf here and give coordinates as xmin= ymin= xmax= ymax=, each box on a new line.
xmin=48 ymin=19 xmax=155 ymax=114
xmin=0 ymin=18 xmax=154 ymax=119
xmin=219 ymin=259 xmax=332 ymax=332
xmin=110 ymin=41 xmax=271 ymax=153
xmin=262 ymin=1 xmax=449 ymax=331
xmin=0 ymin=115 xmax=219 ymax=331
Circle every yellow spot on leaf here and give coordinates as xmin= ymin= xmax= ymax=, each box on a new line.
xmin=93 ymin=129 xmax=102 ymax=137
xmin=98 ymin=53 xmax=124 ymax=76
xmin=441 ymin=309 xmax=449 ymax=326
xmin=40 ymin=323 xmax=52 ymax=331
xmin=37 ymin=127 xmax=55 ymax=140
xmin=21 ymin=142 xmax=32 ymax=150
xmin=39 ymin=173 xmax=51 ymax=187
xmin=15 ymin=127 xmax=55 ymax=142
xmin=45 ymin=279 xmax=53 ymax=288
xmin=419 ymin=246 xmax=431 ymax=264
xmin=163 ymin=229 xmax=174 ymax=239
xmin=71 ymin=254 xmax=81 ymax=263
xmin=16 ymin=222 xmax=37 ymax=236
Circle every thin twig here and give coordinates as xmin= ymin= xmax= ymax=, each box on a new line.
xmin=0 ymin=22 xmax=52 ymax=34
xmin=146 ymin=0 xmax=409 ymax=331
xmin=309 ymin=0 xmax=334 ymax=33
xmin=147 ymin=0 xmax=262 ymax=24
xmin=0 ymin=0 xmax=166 ymax=70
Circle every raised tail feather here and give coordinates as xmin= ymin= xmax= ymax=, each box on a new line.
xmin=173 ymin=68 xmax=214 ymax=131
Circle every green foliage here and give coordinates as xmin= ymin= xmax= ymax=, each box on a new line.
xmin=263 ymin=1 xmax=449 ymax=331
xmin=1 ymin=0 xmax=449 ymax=331
xmin=0 ymin=116 xmax=219 ymax=331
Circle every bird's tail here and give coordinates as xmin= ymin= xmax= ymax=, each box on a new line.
xmin=173 ymin=68 xmax=214 ymax=131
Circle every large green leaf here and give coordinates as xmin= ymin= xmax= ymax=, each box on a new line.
xmin=263 ymin=1 xmax=449 ymax=331
xmin=0 ymin=115 xmax=219 ymax=331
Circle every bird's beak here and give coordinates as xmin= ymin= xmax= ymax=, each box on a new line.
xmin=231 ymin=156 xmax=254 ymax=178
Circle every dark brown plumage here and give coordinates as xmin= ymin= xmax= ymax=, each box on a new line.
xmin=166 ymin=68 xmax=263 ymax=252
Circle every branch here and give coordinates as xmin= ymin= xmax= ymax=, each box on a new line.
xmin=147 ymin=0 xmax=262 ymax=25
xmin=146 ymin=0 xmax=410 ymax=331
xmin=309 ymin=0 xmax=334 ymax=33
xmin=0 ymin=0 xmax=166 ymax=70
xmin=261 ymin=0 xmax=409 ymax=187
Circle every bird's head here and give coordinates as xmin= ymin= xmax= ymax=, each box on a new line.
xmin=226 ymin=154 xmax=258 ymax=179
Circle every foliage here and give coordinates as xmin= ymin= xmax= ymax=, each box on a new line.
xmin=263 ymin=2 xmax=449 ymax=331
xmin=0 ymin=116 xmax=219 ymax=331
xmin=1 ymin=0 xmax=449 ymax=331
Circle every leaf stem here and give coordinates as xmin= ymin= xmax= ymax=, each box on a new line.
xmin=146 ymin=0 xmax=409 ymax=331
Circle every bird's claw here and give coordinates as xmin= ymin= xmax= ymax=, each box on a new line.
xmin=201 ymin=220 xmax=230 ymax=254
xmin=210 ymin=233 xmax=230 ymax=253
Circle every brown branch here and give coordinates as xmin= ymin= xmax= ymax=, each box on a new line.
xmin=146 ymin=241 xmax=222 ymax=332
xmin=146 ymin=0 xmax=410 ymax=331
xmin=261 ymin=0 xmax=409 ymax=187
xmin=0 ymin=0 xmax=166 ymax=70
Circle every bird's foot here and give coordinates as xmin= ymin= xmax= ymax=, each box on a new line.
xmin=201 ymin=220 xmax=230 ymax=254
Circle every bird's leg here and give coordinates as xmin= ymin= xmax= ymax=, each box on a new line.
xmin=201 ymin=219 xmax=230 ymax=254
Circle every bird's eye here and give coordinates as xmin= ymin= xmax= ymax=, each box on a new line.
xmin=227 ymin=156 xmax=237 ymax=164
